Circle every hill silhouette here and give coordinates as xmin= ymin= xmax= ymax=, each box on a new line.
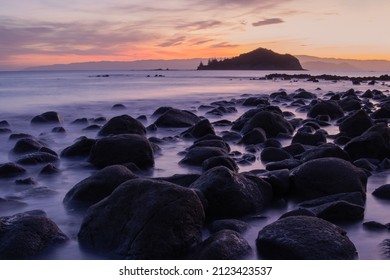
xmin=197 ymin=48 xmax=304 ymax=70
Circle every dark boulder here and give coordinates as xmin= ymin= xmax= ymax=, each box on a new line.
xmin=338 ymin=97 xmax=362 ymax=112
xmin=12 ymin=138 xmax=44 ymax=154
xmin=372 ymin=184 xmax=390 ymax=199
xmin=190 ymin=166 xmax=272 ymax=218
xmin=31 ymin=111 xmax=63 ymax=125
xmin=240 ymin=128 xmax=267 ymax=145
xmin=78 ymin=179 xmax=204 ymax=259
xmin=154 ymin=174 xmax=201 ymax=188
xmin=154 ymin=108 xmax=201 ymax=128
xmin=111 ymin=104 xmax=126 ymax=110
xmin=209 ymin=219 xmax=249 ymax=234
xmin=202 ymin=156 xmax=239 ymax=172
xmin=0 ymin=120 xmax=9 ymax=127
xmin=0 ymin=211 xmax=68 ymax=259
xmin=299 ymin=143 xmax=351 ymax=162
xmin=63 ymin=165 xmax=137 ymax=207
xmin=262 ymin=169 xmax=291 ymax=196
xmin=0 ymin=162 xmax=26 ymax=178
xmin=60 ymin=137 xmax=96 ymax=158
xmin=256 ymin=216 xmax=357 ymax=259
xmin=39 ymin=163 xmax=60 ymax=175
xmin=191 ymin=139 xmax=230 ymax=152
xmin=98 ymin=115 xmax=146 ymax=136
xmin=265 ymin=159 xmax=302 ymax=171
xmin=241 ymin=111 xmax=294 ymax=137
xmin=242 ymin=96 xmax=269 ymax=106
xmin=16 ymin=152 xmax=59 ymax=165
xmin=290 ymin=157 xmax=367 ymax=199
xmin=344 ymin=123 xmax=390 ymax=160
xmin=189 ymin=230 xmax=251 ymax=260
xmin=279 ymin=208 xmax=316 ymax=219
xmin=291 ymin=131 xmax=326 ymax=146
xmin=180 ymin=147 xmax=227 ymax=166
xmin=260 ymin=147 xmax=292 ymax=163
xmin=89 ymin=134 xmax=154 ymax=169
xmin=371 ymin=103 xmax=390 ymax=119
xmin=339 ymin=110 xmax=374 ymax=138
xmin=307 ymin=100 xmax=344 ymax=120
xmin=181 ymin=119 xmax=215 ymax=139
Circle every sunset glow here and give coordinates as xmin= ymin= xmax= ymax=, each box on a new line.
xmin=1 ymin=0 xmax=390 ymax=70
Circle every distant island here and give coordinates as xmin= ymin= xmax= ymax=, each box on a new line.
xmin=197 ymin=48 xmax=304 ymax=70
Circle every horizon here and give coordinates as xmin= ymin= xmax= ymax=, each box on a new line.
xmin=1 ymin=1 xmax=390 ymax=71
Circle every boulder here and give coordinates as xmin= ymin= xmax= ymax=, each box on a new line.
xmin=0 ymin=162 xmax=26 ymax=178
xmin=290 ymin=157 xmax=367 ymax=199
xmin=299 ymin=143 xmax=351 ymax=162
xmin=181 ymin=119 xmax=215 ymax=138
xmin=154 ymin=108 xmax=201 ymax=128
xmin=260 ymin=147 xmax=292 ymax=163
xmin=189 ymin=230 xmax=251 ymax=260
xmin=98 ymin=115 xmax=146 ymax=137
xmin=372 ymin=184 xmax=390 ymax=199
xmin=339 ymin=110 xmax=374 ymax=138
xmin=209 ymin=219 xmax=249 ymax=234
xmin=307 ymin=100 xmax=344 ymax=120
xmin=190 ymin=166 xmax=272 ymax=218
xmin=0 ymin=211 xmax=68 ymax=259
xmin=202 ymin=156 xmax=239 ymax=172
xmin=371 ymin=103 xmax=390 ymax=119
xmin=154 ymin=174 xmax=201 ymax=188
xmin=31 ymin=111 xmax=63 ymax=125
xmin=190 ymin=139 xmax=230 ymax=152
xmin=16 ymin=152 xmax=59 ymax=165
xmin=344 ymin=124 xmax=390 ymax=160
xmin=291 ymin=131 xmax=326 ymax=146
xmin=60 ymin=137 xmax=96 ymax=158
xmin=240 ymin=128 xmax=267 ymax=145
xmin=180 ymin=147 xmax=227 ymax=166
xmin=256 ymin=216 xmax=357 ymax=259
xmin=241 ymin=111 xmax=294 ymax=137
xmin=78 ymin=179 xmax=204 ymax=259
xmin=89 ymin=134 xmax=154 ymax=169
xmin=12 ymin=138 xmax=44 ymax=154
xmin=63 ymin=165 xmax=137 ymax=207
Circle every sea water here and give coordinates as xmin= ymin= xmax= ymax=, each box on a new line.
xmin=0 ymin=69 xmax=389 ymax=259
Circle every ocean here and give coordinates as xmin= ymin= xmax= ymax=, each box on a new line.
xmin=0 ymin=69 xmax=389 ymax=259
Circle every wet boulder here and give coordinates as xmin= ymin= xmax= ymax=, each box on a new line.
xmin=307 ymin=100 xmax=344 ymax=120
xmin=16 ymin=152 xmax=59 ymax=165
xmin=260 ymin=147 xmax=292 ymax=163
xmin=256 ymin=216 xmax=357 ymax=259
xmin=31 ymin=111 xmax=63 ymax=125
xmin=154 ymin=174 xmax=201 ymax=188
xmin=291 ymin=131 xmax=326 ymax=146
xmin=154 ymin=108 xmax=201 ymax=128
xmin=299 ymin=143 xmax=350 ymax=162
xmin=12 ymin=138 xmax=44 ymax=154
xmin=98 ymin=115 xmax=146 ymax=137
xmin=180 ymin=146 xmax=227 ymax=166
xmin=202 ymin=156 xmax=239 ymax=172
xmin=344 ymin=124 xmax=390 ymax=160
xmin=339 ymin=110 xmax=374 ymax=138
xmin=371 ymin=102 xmax=390 ymax=119
xmin=190 ymin=139 xmax=230 ymax=153
xmin=189 ymin=230 xmax=251 ymax=260
xmin=241 ymin=111 xmax=294 ymax=138
xmin=290 ymin=157 xmax=367 ymax=199
xmin=60 ymin=137 xmax=96 ymax=158
xmin=372 ymin=184 xmax=390 ymax=199
xmin=190 ymin=166 xmax=272 ymax=218
xmin=63 ymin=165 xmax=137 ymax=207
xmin=89 ymin=134 xmax=154 ymax=169
xmin=181 ymin=119 xmax=215 ymax=138
xmin=78 ymin=179 xmax=204 ymax=259
xmin=209 ymin=219 xmax=249 ymax=234
xmin=241 ymin=128 xmax=267 ymax=145
xmin=0 ymin=211 xmax=68 ymax=259
xmin=0 ymin=162 xmax=26 ymax=178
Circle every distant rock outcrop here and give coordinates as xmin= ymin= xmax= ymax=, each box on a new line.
xmin=197 ymin=48 xmax=303 ymax=70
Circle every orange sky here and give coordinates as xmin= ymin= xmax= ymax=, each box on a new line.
xmin=1 ymin=0 xmax=390 ymax=70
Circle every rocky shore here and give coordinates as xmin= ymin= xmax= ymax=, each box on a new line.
xmin=1 ymin=75 xmax=390 ymax=260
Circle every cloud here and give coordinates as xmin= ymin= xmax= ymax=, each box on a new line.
xmin=252 ymin=18 xmax=284 ymax=27
xmin=177 ymin=20 xmax=222 ymax=30
xmin=158 ymin=36 xmax=186 ymax=47
xmin=211 ymin=42 xmax=239 ymax=48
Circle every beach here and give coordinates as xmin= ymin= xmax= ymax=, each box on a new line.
xmin=1 ymin=70 xmax=390 ymax=259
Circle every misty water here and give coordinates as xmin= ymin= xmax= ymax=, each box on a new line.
xmin=0 ymin=70 xmax=390 ymax=259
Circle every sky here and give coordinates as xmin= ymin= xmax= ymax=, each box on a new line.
xmin=1 ymin=0 xmax=390 ymax=70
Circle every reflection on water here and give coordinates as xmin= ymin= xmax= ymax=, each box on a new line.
xmin=0 ymin=70 xmax=390 ymax=259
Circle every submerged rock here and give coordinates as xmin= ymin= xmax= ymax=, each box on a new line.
xmin=78 ymin=179 xmax=204 ymax=259
xmin=256 ymin=216 xmax=357 ymax=259
xmin=372 ymin=184 xmax=390 ymax=199
xmin=16 ymin=152 xmax=59 ymax=165
xmin=0 ymin=211 xmax=68 ymax=259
